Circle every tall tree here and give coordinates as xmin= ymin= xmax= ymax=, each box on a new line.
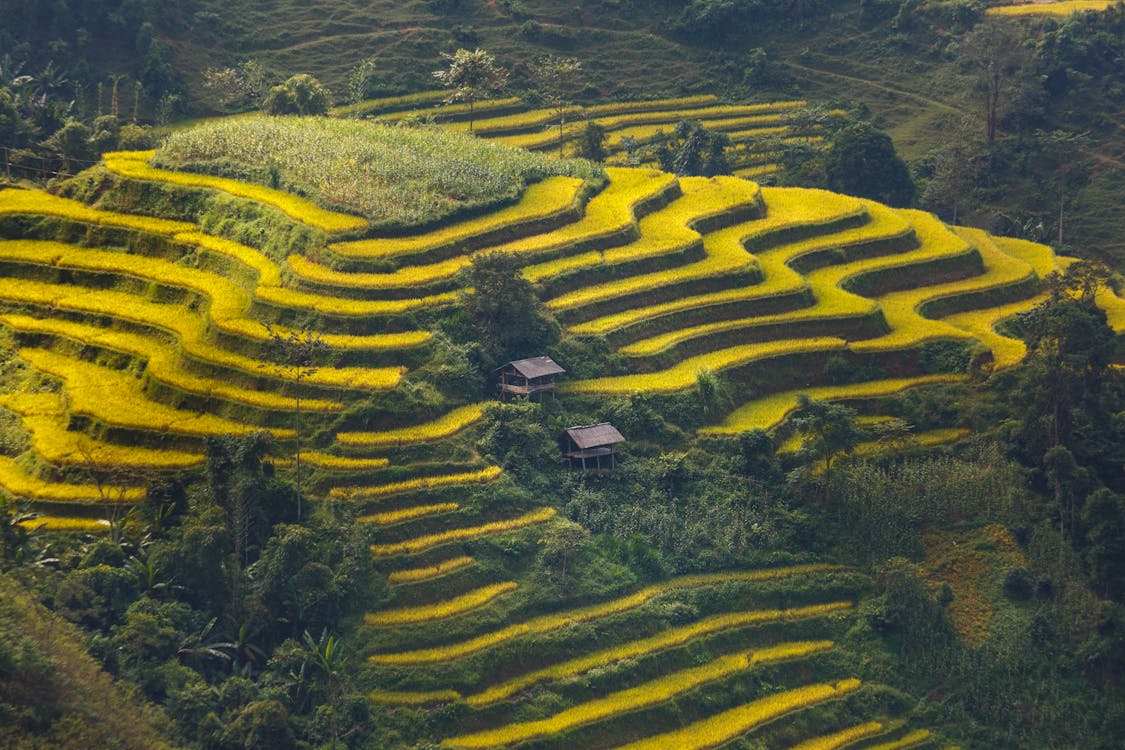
xmin=532 ymin=55 xmax=584 ymax=158
xmin=824 ymin=122 xmax=915 ymax=207
xmin=433 ymin=48 xmax=508 ymax=133
xmin=791 ymin=394 xmax=863 ymax=507
xmin=459 ymin=251 xmax=559 ymax=367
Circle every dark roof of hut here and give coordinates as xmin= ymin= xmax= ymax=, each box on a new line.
xmin=564 ymin=423 xmax=626 ymax=449
xmin=502 ymin=356 xmax=566 ymax=379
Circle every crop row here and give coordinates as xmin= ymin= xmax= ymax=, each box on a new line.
xmin=364 ymin=582 xmax=519 ymax=627
xmin=18 ymin=514 xmax=112 ymax=532
xmin=0 ymin=187 xmax=195 ymax=235
xmin=336 ymin=466 xmax=503 ymax=501
xmin=103 ymin=150 xmax=369 ymax=233
xmin=863 ymin=729 xmax=932 ymax=749
xmin=357 ymin=502 xmax=461 ymax=526
xmin=613 ymin=678 xmax=864 ymax=750
xmin=325 ymin=175 xmax=585 ymax=263
xmin=17 ymin=348 xmax=292 ymax=440
xmin=387 ymin=556 xmax=476 ymax=586
xmin=368 ymin=507 xmax=558 ymax=559
xmin=0 ymin=455 xmax=144 ymax=504
xmin=443 ymin=641 xmax=835 ymax=748
xmin=986 ymin=1 xmax=1114 ymax=17
xmin=789 ymin=722 xmax=884 ymax=750
xmin=368 ymin=563 xmax=842 ymax=665
xmin=1 ymin=315 xmax=344 ymax=414
xmin=0 ymin=392 xmax=204 ymax=471
xmin=337 ymin=404 xmax=487 ymax=448
xmin=331 ymin=90 xmax=448 ymax=118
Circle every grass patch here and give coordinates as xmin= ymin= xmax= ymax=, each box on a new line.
xmin=154 ymin=117 xmax=603 ymax=231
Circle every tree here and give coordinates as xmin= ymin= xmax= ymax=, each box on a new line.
xmin=345 ymin=56 xmax=380 ymax=105
xmin=459 ymin=250 xmax=559 ymax=367
xmin=432 ymin=48 xmax=509 ymax=132
xmin=539 ymin=520 xmax=590 ymax=585
xmin=264 ymin=325 xmax=329 ymax=520
xmin=577 ymin=121 xmax=606 ymax=162
xmin=655 ymin=119 xmax=732 ymax=177
xmin=790 ymin=394 xmax=863 ymax=507
xmin=961 ymin=21 xmax=1028 ymax=145
xmin=824 ymin=122 xmax=915 ymax=207
xmin=263 ymin=74 xmax=331 ymax=116
xmin=532 ymin=55 xmax=584 ymax=157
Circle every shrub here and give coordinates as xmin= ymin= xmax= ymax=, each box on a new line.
xmin=264 ymin=74 xmax=332 ymax=116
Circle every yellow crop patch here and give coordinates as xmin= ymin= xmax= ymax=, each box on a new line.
xmin=863 ymin=730 xmax=933 ymax=750
xmin=18 ymin=515 xmax=112 ymax=533
xmin=466 ymin=601 xmax=852 ymax=708
xmin=366 ymin=689 xmax=461 ymax=706
xmin=337 ymin=404 xmax=487 ymax=448
xmin=336 ymin=466 xmax=502 ymax=500
xmin=328 ymin=176 xmax=584 ymax=261
xmin=368 ymin=563 xmax=842 ymax=664
xmin=0 ymin=188 xmax=195 ymax=235
xmin=358 ymin=502 xmax=461 ymax=526
xmin=788 ymin=722 xmax=884 ymax=750
xmin=443 ymin=641 xmax=835 ymax=748
xmin=368 ymin=507 xmax=557 ymax=559
xmin=563 ymin=338 xmax=847 ymax=395
xmin=102 ymin=151 xmax=368 ymax=233
xmin=612 ymin=678 xmax=863 ymax=750
xmin=987 ymin=1 xmax=1113 ymax=16
xmin=703 ymin=375 xmax=967 ymax=435
xmin=387 ymin=556 xmax=475 ymax=585
xmin=290 ymin=453 xmax=390 ymax=471
xmin=0 ymin=456 xmax=145 ymax=504
xmin=364 ymin=582 xmax=517 ymax=626
xmin=332 ymin=90 xmax=447 ymax=117
xmin=17 ymin=348 xmax=292 ymax=439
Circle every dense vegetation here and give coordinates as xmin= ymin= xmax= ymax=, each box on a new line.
xmin=1 ymin=1 xmax=1124 ymax=748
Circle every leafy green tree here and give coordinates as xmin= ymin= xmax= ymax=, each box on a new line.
xmin=790 ymin=394 xmax=863 ymax=507
xmin=263 ymin=74 xmax=331 ymax=116
xmin=459 ymin=250 xmax=560 ymax=368
xmin=577 ymin=120 xmax=607 ymax=162
xmin=539 ymin=519 xmax=591 ymax=585
xmin=433 ymin=48 xmax=508 ymax=132
xmin=533 ymin=55 xmax=584 ymax=157
xmin=41 ymin=118 xmax=93 ymax=173
xmin=656 ymin=119 xmax=732 ymax=177
xmin=1082 ymin=488 xmax=1125 ymax=599
xmin=824 ymin=122 xmax=915 ymax=207
xmin=345 ymin=56 xmax=380 ymax=105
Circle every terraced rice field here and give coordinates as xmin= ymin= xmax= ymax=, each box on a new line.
xmin=4 ymin=130 xmax=1117 ymax=747
xmin=987 ymin=1 xmax=1116 ymax=17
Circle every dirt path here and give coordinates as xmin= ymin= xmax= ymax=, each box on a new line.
xmin=783 ymin=60 xmax=964 ymax=115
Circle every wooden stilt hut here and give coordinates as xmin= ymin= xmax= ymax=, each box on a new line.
xmin=562 ymin=423 xmax=626 ymax=472
xmin=497 ymin=356 xmax=565 ymax=401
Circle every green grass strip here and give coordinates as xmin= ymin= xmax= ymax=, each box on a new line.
xmin=442 ymin=641 xmax=835 ymax=748
xmin=365 ymin=582 xmax=518 ymax=626
xmin=610 ymin=678 xmax=863 ymax=750
xmin=337 ymin=403 xmax=487 ymax=448
xmin=103 ymin=150 xmax=368 ymax=233
xmin=368 ymin=563 xmax=842 ymax=665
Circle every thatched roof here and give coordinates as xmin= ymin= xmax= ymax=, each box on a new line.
xmin=564 ymin=423 xmax=626 ymax=449
xmin=502 ymin=356 xmax=566 ymax=379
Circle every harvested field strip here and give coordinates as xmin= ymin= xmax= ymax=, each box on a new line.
xmin=464 ymin=601 xmax=853 ymax=708
xmin=702 ymin=375 xmax=966 ymax=435
xmin=369 ymin=507 xmax=557 ymax=559
xmin=18 ymin=515 xmax=111 ymax=532
xmin=735 ymin=164 xmax=783 ymax=178
xmin=388 ymin=556 xmax=476 ymax=585
xmin=102 ymin=151 xmax=368 ymax=233
xmin=987 ymin=1 xmax=1114 ymax=17
xmin=0 ymin=455 xmax=145 ymax=504
xmin=337 ymin=403 xmax=488 ymax=448
xmin=327 ymin=176 xmax=585 ymax=261
xmin=778 ymin=428 xmax=971 ymax=461
xmin=17 ymin=348 xmax=293 ymax=439
xmin=368 ymin=564 xmax=842 ymax=665
xmin=336 ymin=466 xmax=502 ymax=500
xmin=788 ymin=722 xmax=884 ymax=750
xmin=528 ymin=176 xmax=761 ymax=285
xmin=0 ymin=238 xmax=424 ymax=357
xmin=365 ymin=582 xmax=518 ymax=626
xmin=0 ymin=278 xmax=399 ymax=390
xmin=570 ymin=191 xmax=898 ymax=337
xmin=0 ymin=188 xmax=195 ymax=235
xmin=604 ymin=123 xmax=788 ymax=150
xmin=490 ymin=168 xmax=678 ymax=261
xmin=378 ymin=97 xmax=523 ymax=123
xmin=443 ymin=641 xmax=836 ymax=749
xmin=358 ymin=503 xmax=461 ymax=526
xmin=863 ymin=730 xmax=932 ymax=749
xmin=0 ymin=392 xmax=204 ymax=470
xmin=612 ymin=678 xmax=864 ymax=750
xmin=0 ymin=315 xmax=344 ymax=412
xmin=562 ymin=338 xmax=847 ymax=395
